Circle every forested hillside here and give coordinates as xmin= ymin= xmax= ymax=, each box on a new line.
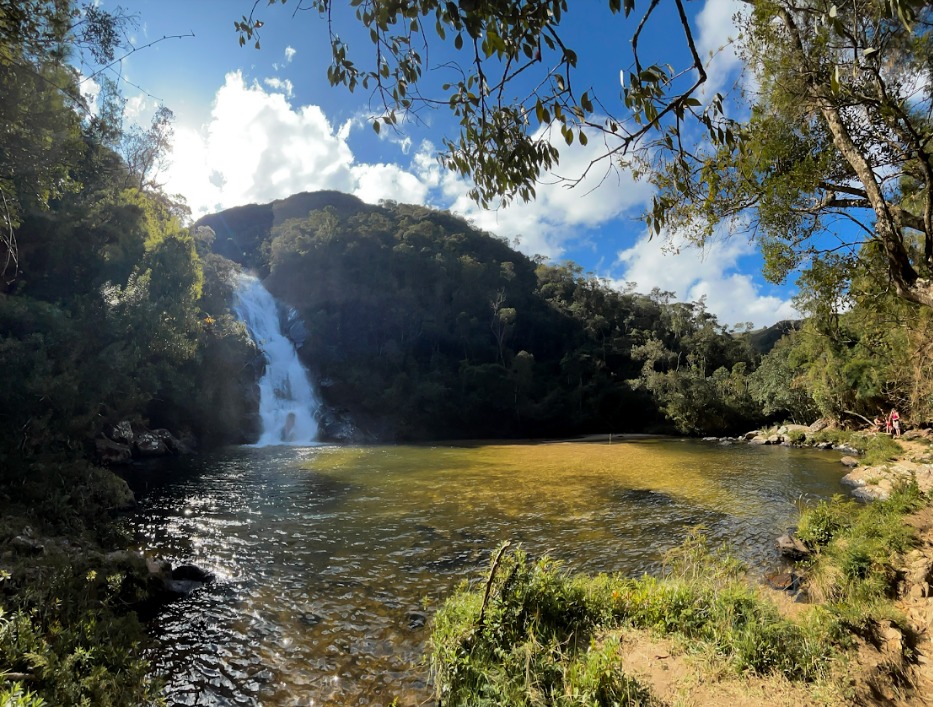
xmin=197 ymin=193 xmax=769 ymax=440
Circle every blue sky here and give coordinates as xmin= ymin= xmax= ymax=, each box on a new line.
xmin=91 ymin=0 xmax=800 ymax=328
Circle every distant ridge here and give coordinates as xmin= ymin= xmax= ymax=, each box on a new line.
xmin=747 ymin=319 xmax=801 ymax=355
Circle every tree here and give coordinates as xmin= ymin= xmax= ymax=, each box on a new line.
xmin=652 ymin=0 xmax=933 ymax=309
xmin=240 ymin=0 xmax=933 ymax=309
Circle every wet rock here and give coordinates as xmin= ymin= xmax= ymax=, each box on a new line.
xmin=163 ymin=578 xmax=205 ymax=597
xmin=766 ymin=434 xmax=782 ymax=445
xmin=134 ymin=431 xmax=168 ymax=457
xmin=702 ymin=436 xmax=719 ymax=442
xmin=96 ymin=436 xmax=132 ymax=465
xmin=744 ymin=430 xmax=760 ymax=440
xmin=816 ymin=441 xmax=834 ymax=450
xmin=776 ymin=529 xmax=811 ymax=559
xmin=749 ymin=436 xmax=767 ymax=445
xmin=765 ymin=571 xmax=802 ymax=592
xmin=407 ymin=611 xmax=428 ymax=630
xmin=111 ymin=420 xmax=135 ymax=445
xmin=835 ymin=444 xmax=859 ymax=455
xmin=840 ymin=456 xmax=859 ymax=468
xmin=172 ymin=564 xmax=215 ymax=583
xmin=151 ymin=428 xmax=190 ymax=455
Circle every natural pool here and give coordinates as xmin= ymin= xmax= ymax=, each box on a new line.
xmin=125 ymin=438 xmax=847 ymax=706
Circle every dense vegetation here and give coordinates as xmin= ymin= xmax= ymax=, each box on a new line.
xmin=430 ymin=481 xmax=926 ymax=705
xmin=198 ymin=192 xmax=770 ymax=440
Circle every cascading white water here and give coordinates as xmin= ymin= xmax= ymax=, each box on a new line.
xmin=232 ymin=273 xmax=321 ymax=446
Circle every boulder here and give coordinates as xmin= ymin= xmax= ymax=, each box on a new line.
xmin=776 ymin=530 xmax=811 ymax=559
xmin=809 ymin=418 xmax=831 ymax=433
xmin=111 ymin=420 xmax=135 ymax=445
xmin=766 ymin=434 xmax=782 ymax=445
xmin=840 ymin=456 xmax=859 ymax=468
xmin=172 ymin=564 xmax=215 ymax=583
xmin=134 ymin=432 xmax=168 ymax=457
xmin=851 ymin=485 xmax=891 ymax=502
xmin=96 ymin=437 xmax=132 ymax=465
xmin=145 ymin=558 xmax=213 ymax=599
xmin=749 ymin=436 xmax=768 ymax=445
xmin=151 ymin=428 xmax=192 ymax=455
xmin=744 ymin=431 xmax=760 ymax=440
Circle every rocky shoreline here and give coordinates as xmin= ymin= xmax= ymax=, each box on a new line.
xmin=703 ymin=421 xmax=933 ymax=501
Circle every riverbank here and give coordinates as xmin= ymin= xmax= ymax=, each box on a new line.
xmin=429 ymin=428 xmax=933 ymax=705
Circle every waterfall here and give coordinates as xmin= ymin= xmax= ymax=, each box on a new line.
xmin=232 ymin=273 xmax=321 ymax=446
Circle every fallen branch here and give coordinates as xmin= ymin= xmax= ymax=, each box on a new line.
xmin=843 ymin=409 xmax=875 ymax=427
xmin=477 ymin=540 xmax=511 ymax=628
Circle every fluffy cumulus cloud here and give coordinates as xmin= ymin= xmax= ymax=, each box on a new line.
xmin=164 ymin=71 xmax=359 ymax=215
xmin=609 ymin=230 xmax=799 ymax=329
xmin=413 ymin=129 xmax=655 ymax=258
xmin=696 ymin=0 xmax=749 ymax=98
xmin=163 ymin=73 xmax=653 ymax=256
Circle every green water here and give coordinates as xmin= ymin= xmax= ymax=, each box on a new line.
xmin=127 ymin=438 xmax=846 ymax=706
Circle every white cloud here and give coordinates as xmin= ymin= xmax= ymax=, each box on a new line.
xmin=609 ymin=230 xmax=798 ymax=328
xmin=164 ymin=71 xmax=366 ymax=216
xmin=352 ymin=162 xmax=429 ymax=205
xmin=124 ymin=94 xmax=151 ymax=123
xmin=77 ymin=74 xmax=100 ymax=115
xmin=284 ymin=46 xmax=296 ymax=63
xmin=414 ymin=127 xmax=655 ymax=259
xmin=263 ymin=77 xmax=293 ymax=97
xmin=696 ymin=0 xmax=748 ymax=98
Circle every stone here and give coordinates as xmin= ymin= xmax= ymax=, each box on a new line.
xmin=172 ymin=564 xmax=215 ymax=583
xmin=767 ymin=434 xmax=781 ymax=444
xmin=765 ymin=571 xmax=801 ymax=591
xmin=163 ymin=578 xmax=204 ymax=597
xmin=809 ymin=418 xmax=831 ymax=433
xmin=749 ymin=436 xmax=767 ymax=445
xmin=744 ymin=431 xmax=760 ymax=440
xmin=852 ymin=485 xmax=890 ymax=502
xmin=840 ymin=456 xmax=859 ymax=468
xmin=777 ymin=530 xmax=810 ymax=559
xmin=134 ymin=431 xmax=168 ymax=457
xmin=111 ymin=420 xmax=135 ymax=445
xmin=841 ymin=471 xmax=866 ymax=487
xmin=95 ymin=436 xmax=132 ymax=465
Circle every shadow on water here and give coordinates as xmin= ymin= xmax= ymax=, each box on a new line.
xmin=125 ymin=439 xmax=847 ymax=706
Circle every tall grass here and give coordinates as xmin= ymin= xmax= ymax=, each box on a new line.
xmin=430 ymin=533 xmax=839 ymax=705
xmin=798 ymin=480 xmax=923 ymax=607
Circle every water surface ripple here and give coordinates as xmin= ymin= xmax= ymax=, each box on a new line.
xmin=125 ymin=439 xmax=846 ymax=706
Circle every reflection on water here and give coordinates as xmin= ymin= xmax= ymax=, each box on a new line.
xmin=125 ymin=439 xmax=846 ymax=706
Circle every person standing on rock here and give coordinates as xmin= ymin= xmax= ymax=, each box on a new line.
xmin=888 ymin=408 xmax=901 ymax=437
